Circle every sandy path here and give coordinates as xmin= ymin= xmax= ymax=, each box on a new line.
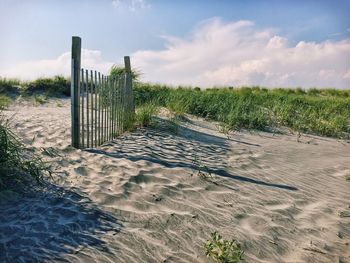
xmin=1 ymin=99 xmax=350 ymax=263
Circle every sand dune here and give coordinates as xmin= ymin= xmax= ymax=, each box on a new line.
xmin=1 ymin=98 xmax=350 ymax=262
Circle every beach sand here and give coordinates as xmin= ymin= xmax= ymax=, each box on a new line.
xmin=1 ymin=98 xmax=350 ymax=262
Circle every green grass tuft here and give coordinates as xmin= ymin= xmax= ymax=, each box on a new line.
xmin=0 ymin=95 xmax=11 ymax=109
xmin=205 ymin=231 xmax=244 ymax=263
xmin=166 ymin=99 xmax=188 ymax=118
xmin=109 ymin=65 xmax=141 ymax=81
xmin=0 ymin=110 xmax=51 ymax=190
xmin=134 ymin=103 xmax=159 ymax=128
xmin=34 ymin=95 xmax=48 ymax=105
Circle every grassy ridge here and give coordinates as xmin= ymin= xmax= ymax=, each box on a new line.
xmin=134 ymin=84 xmax=350 ymax=138
xmin=1 ymin=76 xmax=349 ymax=138
xmin=0 ymin=76 xmax=70 ymax=97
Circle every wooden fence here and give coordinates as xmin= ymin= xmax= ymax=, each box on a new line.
xmin=71 ymin=36 xmax=135 ymax=149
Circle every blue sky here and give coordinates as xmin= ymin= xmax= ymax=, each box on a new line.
xmin=1 ymin=0 xmax=350 ymax=88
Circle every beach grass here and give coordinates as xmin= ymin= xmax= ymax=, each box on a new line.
xmin=24 ymin=76 xmax=70 ymax=96
xmin=134 ymin=83 xmax=350 ymax=138
xmin=134 ymin=102 xmax=159 ymax=128
xmin=0 ymin=77 xmax=21 ymax=90
xmin=0 ymin=76 xmax=70 ymax=97
xmin=2 ymin=76 xmax=349 ymax=138
xmin=0 ymin=95 xmax=11 ymax=109
xmin=0 ymin=104 xmax=51 ymax=190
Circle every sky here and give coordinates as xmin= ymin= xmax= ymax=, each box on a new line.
xmin=0 ymin=0 xmax=350 ymax=88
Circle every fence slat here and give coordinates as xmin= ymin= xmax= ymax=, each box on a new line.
xmin=86 ymin=69 xmax=90 ymax=148
xmin=89 ymin=70 xmax=93 ymax=147
xmin=81 ymin=69 xmax=85 ymax=148
xmin=103 ymin=77 xmax=108 ymax=142
xmin=98 ymin=73 xmax=101 ymax=145
xmin=94 ymin=71 xmax=98 ymax=147
xmin=111 ymin=78 xmax=115 ymax=138
xmin=110 ymin=77 xmax=113 ymax=140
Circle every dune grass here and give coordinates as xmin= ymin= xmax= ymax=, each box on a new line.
xmin=0 ymin=76 xmax=70 ymax=98
xmin=0 ymin=100 xmax=51 ymax=190
xmin=0 ymin=95 xmax=11 ymax=109
xmin=2 ymin=75 xmax=349 ymax=138
xmin=0 ymin=78 xmax=21 ymax=91
xmin=134 ymin=84 xmax=350 ymax=138
xmin=24 ymin=76 xmax=70 ymax=96
xmin=134 ymin=102 xmax=159 ymax=128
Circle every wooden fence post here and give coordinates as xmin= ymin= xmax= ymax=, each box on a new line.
xmin=124 ymin=56 xmax=135 ymax=113
xmin=71 ymin=36 xmax=81 ymax=148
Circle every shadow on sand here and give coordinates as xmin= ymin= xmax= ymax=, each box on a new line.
xmin=88 ymin=121 xmax=297 ymax=191
xmin=0 ymin=183 xmax=121 ymax=262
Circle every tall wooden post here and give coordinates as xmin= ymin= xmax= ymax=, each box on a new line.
xmin=124 ymin=56 xmax=135 ymax=113
xmin=71 ymin=36 xmax=81 ymax=148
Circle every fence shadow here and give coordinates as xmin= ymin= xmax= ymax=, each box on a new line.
xmin=0 ymin=183 xmax=122 ymax=262
xmin=89 ymin=120 xmax=297 ymax=191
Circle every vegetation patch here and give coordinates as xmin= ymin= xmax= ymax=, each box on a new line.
xmin=0 ymin=78 xmax=21 ymax=96
xmin=205 ymin=231 xmax=244 ymax=263
xmin=134 ymin=102 xmax=159 ymax=128
xmin=110 ymin=65 xmax=140 ymax=81
xmin=133 ymin=84 xmax=350 ymax=139
xmin=0 ymin=76 xmax=70 ymax=98
xmin=25 ymin=76 xmax=70 ymax=97
xmin=0 ymin=111 xmax=51 ymax=191
xmin=34 ymin=95 xmax=48 ymax=105
xmin=0 ymin=95 xmax=11 ymax=109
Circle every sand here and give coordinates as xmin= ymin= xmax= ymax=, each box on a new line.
xmin=1 ymin=98 xmax=350 ymax=263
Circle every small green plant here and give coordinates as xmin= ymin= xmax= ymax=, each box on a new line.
xmin=205 ymin=232 xmax=244 ymax=263
xmin=0 ymin=95 xmax=11 ymax=109
xmin=135 ymin=103 xmax=159 ymax=128
xmin=192 ymin=153 xmax=212 ymax=179
xmin=217 ymin=122 xmax=231 ymax=137
xmin=34 ymin=95 xmax=48 ymax=105
xmin=339 ymin=211 xmax=350 ymax=218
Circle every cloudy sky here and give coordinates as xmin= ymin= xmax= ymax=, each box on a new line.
xmin=1 ymin=0 xmax=350 ymax=88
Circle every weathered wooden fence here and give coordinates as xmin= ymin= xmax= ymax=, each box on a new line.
xmin=71 ymin=36 xmax=135 ymax=149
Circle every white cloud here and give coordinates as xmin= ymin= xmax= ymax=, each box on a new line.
xmin=1 ymin=18 xmax=349 ymax=89
xmin=129 ymin=0 xmax=150 ymax=11
xmin=111 ymin=0 xmax=121 ymax=8
xmin=111 ymin=0 xmax=150 ymax=11
xmin=344 ymin=69 xmax=350 ymax=79
xmin=0 ymin=49 xmax=113 ymax=80
xmin=132 ymin=18 xmax=350 ymax=88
